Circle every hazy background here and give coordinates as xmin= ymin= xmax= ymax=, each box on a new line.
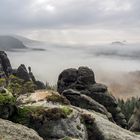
xmin=0 ymin=0 xmax=140 ymax=99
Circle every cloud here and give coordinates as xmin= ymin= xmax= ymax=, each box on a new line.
xmin=0 ymin=0 xmax=140 ymax=42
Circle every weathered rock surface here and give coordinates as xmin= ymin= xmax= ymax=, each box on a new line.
xmin=30 ymin=107 xmax=87 ymax=140
xmin=57 ymin=66 xmax=127 ymax=128
xmin=83 ymin=85 xmax=127 ymax=128
xmin=17 ymin=90 xmax=70 ymax=107
xmin=0 ymin=118 xmax=43 ymax=140
xmin=62 ymin=89 xmax=113 ymax=121
xmin=79 ymin=108 xmax=140 ymax=140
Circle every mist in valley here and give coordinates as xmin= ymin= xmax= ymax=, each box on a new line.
xmin=6 ymin=41 xmax=140 ymax=99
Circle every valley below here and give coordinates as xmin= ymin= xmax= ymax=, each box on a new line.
xmin=5 ymin=39 xmax=140 ymax=99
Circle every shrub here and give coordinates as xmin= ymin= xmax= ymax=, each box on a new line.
xmin=22 ymin=81 xmax=35 ymax=93
xmin=45 ymin=107 xmax=73 ymax=120
xmin=0 ymin=94 xmax=16 ymax=104
xmin=118 ymin=97 xmax=140 ymax=121
xmin=8 ymin=75 xmax=35 ymax=96
xmin=0 ymin=78 xmax=6 ymax=87
xmin=47 ymin=94 xmax=70 ymax=105
xmin=12 ymin=106 xmax=44 ymax=125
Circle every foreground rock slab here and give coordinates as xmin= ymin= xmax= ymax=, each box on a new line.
xmin=0 ymin=118 xmax=43 ymax=140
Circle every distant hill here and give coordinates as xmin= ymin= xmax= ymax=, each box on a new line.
xmin=111 ymin=41 xmax=125 ymax=46
xmin=0 ymin=36 xmax=26 ymax=50
xmin=13 ymin=35 xmax=41 ymax=44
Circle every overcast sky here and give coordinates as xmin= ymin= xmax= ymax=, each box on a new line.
xmin=0 ymin=0 xmax=140 ymax=44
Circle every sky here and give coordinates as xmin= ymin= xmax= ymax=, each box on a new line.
xmin=0 ymin=0 xmax=140 ymax=44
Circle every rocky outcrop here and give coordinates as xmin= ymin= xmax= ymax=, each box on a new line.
xmin=128 ymin=105 xmax=140 ymax=132
xmin=15 ymin=65 xmax=46 ymax=89
xmin=16 ymin=64 xmax=31 ymax=81
xmin=0 ymin=51 xmax=12 ymax=77
xmin=0 ymin=118 xmax=43 ymax=140
xmin=57 ymin=66 xmax=127 ymax=128
xmin=0 ymin=51 xmax=45 ymax=90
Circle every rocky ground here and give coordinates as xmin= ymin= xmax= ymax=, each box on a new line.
xmin=0 ymin=51 xmax=140 ymax=140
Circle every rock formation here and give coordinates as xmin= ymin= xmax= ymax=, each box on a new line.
xmin=16 ymin=64 xmax=31 ymax=81
xmin=57 ymin=66 xmax=127 ymax=128
xmin=30 ymin=107 xmax=87 ymax=140
xmin=0 ymin=51 xmax=45 ymax=90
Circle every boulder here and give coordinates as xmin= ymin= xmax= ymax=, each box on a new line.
xmin=0 ymin=118 xmax=43 ymax=140
xmin=16 ymin=64 xmax=30 ymax=81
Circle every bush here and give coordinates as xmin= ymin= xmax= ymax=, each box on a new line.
xmin=12 ymin=106 xmax=44 ymax=125
xmin=0 ymin=78 xmax=6 ymax=87
xmin=0 ymin=94 xmax=16 ymax=104
xmin=47 ymin=94 xmax=70 ymax=105
xmin=45 ymin=107 xmax=73 ymax=120
xmin=8 ymin=75 xmax=35 ymax=96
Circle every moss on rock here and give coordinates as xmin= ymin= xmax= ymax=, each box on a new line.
xmin=45 ymin=107 xmax=73 ymax=120
xmin=47 ymin=93 xmax=70 ymax=105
